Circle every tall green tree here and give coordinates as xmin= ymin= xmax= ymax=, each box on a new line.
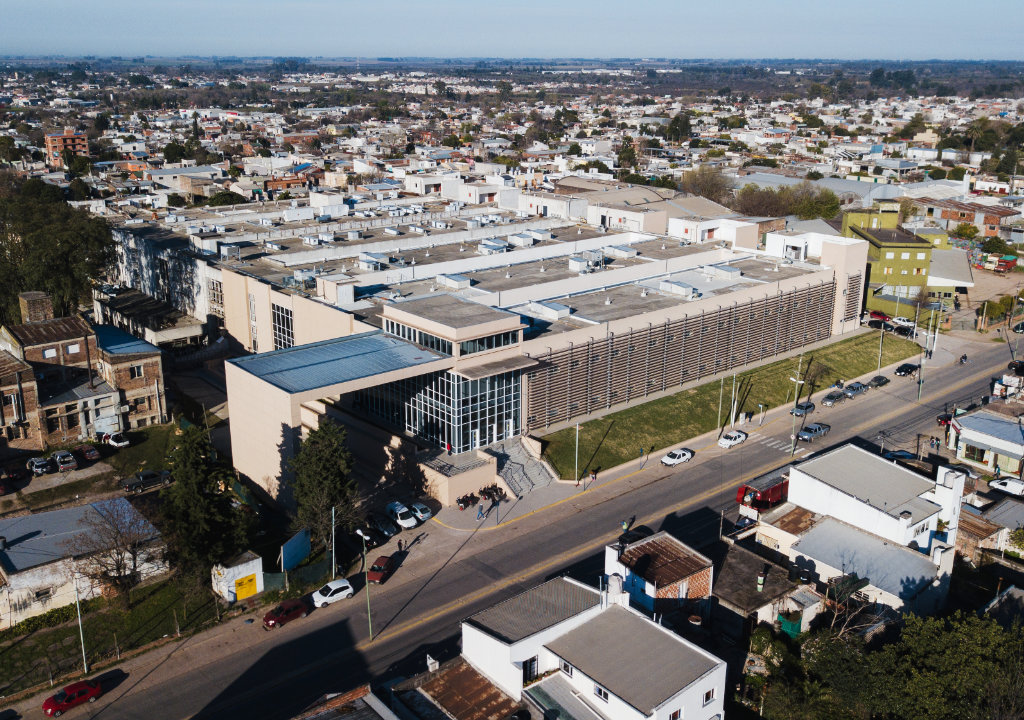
xmin=289 ymin=422 xmax=356 ymax=551
xmin=160 ymin=426 xmax=249 ymax=577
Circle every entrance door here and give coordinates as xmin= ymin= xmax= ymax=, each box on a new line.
xmin=522 ymin=656 xmax=538 ymax=684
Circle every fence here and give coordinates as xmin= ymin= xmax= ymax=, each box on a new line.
xmin=262 ymin=557 xmax=333 ymax=595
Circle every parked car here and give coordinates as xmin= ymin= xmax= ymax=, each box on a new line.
xmin=869 ymin=310 xmax=892 ymax=322
xmin=42 ymin=679 xmax=102 ymax=716
xmin=843 ymin=381 xmax=868 ymax=398
xmin=798 ymin=422 xmax=831 ymax=441
xmin=51 ymin=450 xmax=78 ymax=472
xmin=385 ymin=501 xmax=418 ymax=530
xmin=73 ymin=444 xmax=101 ymax=462
xmin=718 ymin=430 xmax=747 ymax=449
xmin=262 ymin=598 xmax=308 ymax=629
xmin=989 ymin=478 xmax=1024 ymax=496
xmin=821 ymin=390 xmax=845 ymax=407
xmin=367 ymin=512 xmax=399 ymax=538
xmin=367 ymin=555 xmax=396 ymax=584
xmin=891 ymin=316 xmax=915 ymax=328
xmin=661 ymin=448 xmax=694 ymax=466
xmin=353 ymin=526 xmax=386 ymax=549
xmin=104 ymin=432 xmax=130 ymax=448
xmin=884 ymin=450 xmax=916 ymax=461
xmin=893 ymin=325 xmax=916 ymax=338
xmin=790 ymin=401 xmax=815 ymax=417
xmin=311 ymin=578 xmax=354 ymax=607
xmin=867 ymin=319 xmax=896 ymax=332
xmin=936 ymin=413 xmax=953 ymax=426
xmin=867 ymin=375 xmax=890 ymax=388
xmin=894 ymin=363 xmax=919 ymax=377
xmin=1012 ymin=321 xmax=1024 ymax=334
xmin=27 ymin=456 xmax=55 ymax=475
xmin=120 ymin=469 xmax=171 ymax=494
xmin=1010 ymin=360 xmax=1024 ymax=376
xmin=409 ymin=501 xmax=433 ymax=523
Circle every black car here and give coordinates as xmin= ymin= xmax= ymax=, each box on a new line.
xmin=895 ymin=363 xmax=919 ymax=377
xmin=867 ymin=319 xmax=895 ymax=332
xmin=821 ymin=390 xmax=845 ymax=407
xmin=353 ymin=526 xmax=386 ymax=549
xmin=120 ymin=470 xmax=171 ymax=494
xmin=867 ymin=375 xmax=890 ymax=388
xmin=366 ymin=512 xmax=400 ymax=538
xmin=893 ymin=325 xmax=916 ymax=338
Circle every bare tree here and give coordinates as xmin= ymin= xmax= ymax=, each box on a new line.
xmin=62 ymin=499 xmax=161 ymax=607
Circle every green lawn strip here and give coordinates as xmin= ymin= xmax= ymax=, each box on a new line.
xmin=21 ymin=472 xmax=116 ymax=511
xmin=541 ymin=334 xmax=921 ymax=479
xmin=0 ymin=576 xmax=219 ymax=695
xmin=105 ymin=424 xmax=179 ymax=476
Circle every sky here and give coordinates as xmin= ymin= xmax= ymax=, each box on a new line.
xmin=2 ymin=0 xmax=1021 ymax=61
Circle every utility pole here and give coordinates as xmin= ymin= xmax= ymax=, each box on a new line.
xmin=788 ymin=354 xmax=805 ymax=455
xmin=331 ymin=506 xmax=336 ymax=580
xmin=730 ymin=373 xmax=737 ymax=426
xmin=574 ymin=423 xmax=580 ymax=484
xmin=73 ymin=574 xmax=88 ymax=674
xmin=877 ymin=324 xmax=885 ymax=373
xmin=717 ymin=377 xmax=724 ymax=430
xmin=362 ymin=534 xmax=372 ymax=641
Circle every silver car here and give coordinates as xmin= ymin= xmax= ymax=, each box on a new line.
xmin=822 ymin=391 xmax=845 ymax=408
xmin=843 ymin=381 xmax=868 ymax=398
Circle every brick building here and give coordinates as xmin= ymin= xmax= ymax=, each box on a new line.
xmin=0 ymin=293 xmax=167 ymax=455
xmin=44 ymin=127 xmax=89 ymax=170
xmin=604 ymin=531 xmax=714 ymax=614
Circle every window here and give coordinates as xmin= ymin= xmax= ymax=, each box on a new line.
xmin=901 ymin=269 xmax=908 ymax=275
xmin=883 ymin=267 xmax=893 ymax=275
xmin=670 ymin=711 xmax=681 ymax=720
xmin=900 ymin=252 xmax=910 ymax=260
xmin=884 ymin=251 xmax=895 ymax=259
xmin=703 ymin=688 xmax=716 ymax=706
xmin=43 ymin=348 xmax=57 ymax=359
xmin=271 ymin=303 xmax=294 ymax=350
xmin=595 ymin=685 xmax=609 ymax=702
xmin=129 ymin=364 xmax=144 ymax=379
xmin=35 ymin=588 xmax=52 ymax=600
xmin=67 ymin=343 xmax=80 ymax=354
xmin=914 ymin=268 xmax=926 ymax=276
xmin=561 ymin=660 xmax=574 ymax=677
xmin=916 ymin=252 xmax=926 ymax=260
xmin=208 ymin=279 xmax=224 ymax=318
xmin=964 ymin=444 xmax=986 ymax=463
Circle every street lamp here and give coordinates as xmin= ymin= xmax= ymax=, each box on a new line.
xmin=788 ymin=374 xmax=805 ymax=455
xmin=361 ymin=534 xmax=373 ymax=641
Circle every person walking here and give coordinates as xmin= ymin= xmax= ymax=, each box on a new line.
xmin=397 ymin=539 xmax=403 ymax=552
xmin=476 ymin=504 xmax=485 ymax=520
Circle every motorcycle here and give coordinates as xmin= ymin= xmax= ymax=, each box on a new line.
xmin=960 ymin=354 xmax=969 ymax=365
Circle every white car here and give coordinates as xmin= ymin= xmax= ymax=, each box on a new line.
xmin=409 ymin=501 xmax=433 ymax=523
xmin=311 ymin=579 xmax=354 ymax=607
xmin=718 ymin=430 xmax=748 ymax=449
xmin=990 ymin=477 xmax=1024 ymax=496
xmin=104 ymin=432 xmax=130 ymax=448
xmin=386 ymin=501 xmax=418 ymax=529
xmin=661 ymin=448 xmax=694 ymax=466
xmin=891 ymin=316 xmax=915 ymax=328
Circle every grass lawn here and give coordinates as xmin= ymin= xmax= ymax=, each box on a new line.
xmin=0 ymin=575 xmax=220 ymax=696
xmin=105 ymin=423 xmax=180 ymax=477
xmin=541 ymin=333 xmax=922 ymax=479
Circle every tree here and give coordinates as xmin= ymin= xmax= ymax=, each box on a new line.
xmin=567 ymin=142 xmax=582 ymax=156
xmin=982 ymin=236 xmax=1009 ymax=255
xmin=953 ymin=222 xmax=979 ymax=240
xmin=166 ymin=193 xmax=187 ymax=207
xmin=869 ymin=67 xmax=888 ymax=87
xmin=290 ymin=422 xmax=356 ymax=551
xmin=160 ymin=426 xmax=248 ymax=577
xmin=496 ymin=81 xmax=513 ymax=104
xmin=616 ymin=138 xmax=637 ymax=171
xmin=68 ymin=178 xmax=90 ymax=201
xmin=679 ymin=166 xmax=732 ymax=205
xmin=206 ymin=191 xmax=247 ymax=207
xmin=163 ymin=142 xmax=188 ymax=163
xmin=61 ymin=498 xmax=159 ymax=607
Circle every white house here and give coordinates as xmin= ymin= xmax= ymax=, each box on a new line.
xmin=461 ymin=577 xmax=726 ymax=720
xmin=947 ymin=409 xmax=1024 ymax=478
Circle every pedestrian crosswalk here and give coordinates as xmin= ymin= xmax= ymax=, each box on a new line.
xmin=747 ymin=431 xmax=807 ymax=456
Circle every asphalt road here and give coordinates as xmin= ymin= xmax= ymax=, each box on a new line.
xmin=8 ymin=339 xmax=1011 ymax=720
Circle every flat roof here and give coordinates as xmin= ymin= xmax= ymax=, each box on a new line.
xmin=227 ymin=330 xmax=446 ymax=394
xmin=94 ymin=324 xmax=161 ymax=356
xmin=795 ymin=445 xmax=938 ymax=524
xmin=791 ymin=517 xmax=936 ymax=599
xmin=465 ymin=577 xmax=600 ymax=644
xmin=545 ymin=605 xmax=720 ymax=713
xmin=388 ymin=293 xmax=518 ymax=329
xmin=709 ymin=542 xmax=795 ymax=614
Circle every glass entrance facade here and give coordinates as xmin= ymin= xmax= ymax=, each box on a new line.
xmin=358 ymin=369 xmax=520 ymax=453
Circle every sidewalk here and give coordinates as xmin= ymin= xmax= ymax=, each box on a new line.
xmin=20 ymin=461 xmax=114 ymax=495
xmin=433 ymin=329 xmax=993 ymax=533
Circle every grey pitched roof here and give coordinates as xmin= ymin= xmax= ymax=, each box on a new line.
xmin=983 ymin=497 xmax=1024 ymax=530
xmin=545 ymin=605 xmax=720 ymax=713
xmin=0 ymin=498 xmax=159 ymax=575
xmin=795 ymin=444 xmax=939 ymax=524
xmin=791 ymin=518 xmax=936 ymax=599
xmin=465 ymin=577 xmax=600 ymax=644
xmin=956 ymin=411 xmax=1024 ymax=449
xmin=928 ymin=249 xmax=975 ymax=286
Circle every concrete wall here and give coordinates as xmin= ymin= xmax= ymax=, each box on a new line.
xmin=420 ymin=453 xmax=498 ymax=507
xmin=461 ymin=623 xmax=519 ymax=699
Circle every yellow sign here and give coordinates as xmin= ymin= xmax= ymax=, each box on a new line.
xmin=234 ymin=573 xmax=257 ymax=601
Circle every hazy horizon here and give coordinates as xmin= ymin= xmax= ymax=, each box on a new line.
xmin=2 ymin=0 xmax=1021 ymax=62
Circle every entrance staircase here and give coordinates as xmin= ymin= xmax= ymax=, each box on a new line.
xmin=485 ymin=438 xmax=558 ymax=497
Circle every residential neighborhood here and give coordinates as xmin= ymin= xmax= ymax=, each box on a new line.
xmin=1 ymin=35 xmax=1024 ymax=720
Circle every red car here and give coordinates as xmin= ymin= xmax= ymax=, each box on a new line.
xmin=42 ymin=679 xmax=102 ymax=716
xmin=262 ymin=598 xmax=308 ymax=630
xmin=74 ymin=444 xmax=101 ymax=462
xmin=367 ymin=555 xmax=396 ymax=584
xmin=936 ymin=414 xmax=953 ymax=426
xmin=869 ymin=310 xmax=892 ymax=322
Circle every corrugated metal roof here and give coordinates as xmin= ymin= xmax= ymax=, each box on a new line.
xmin=617 ymin=532 xmax=712 ymax=588
xmin=956 ymin=410 xmax=1024 ymax=449
xmin=545 ymin=605 xmax=720 ymax=713
xmin=0 ymin=498 xmax=159 ymax=575
xmin=228 ymin=331 xmax=445 ymax=394
xmin=6 ymin=316 xmax=92 ymax=347
xmin=465 ymin=577 xmax=600 ymax=644
xmin=94 ymin=324 xmax=160 ymax=356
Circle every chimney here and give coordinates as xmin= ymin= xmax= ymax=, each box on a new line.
xmin=18 ymin=291 xmax=54 ymax=324
xmin=0 ymin=536 xmax=7 ymax=551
